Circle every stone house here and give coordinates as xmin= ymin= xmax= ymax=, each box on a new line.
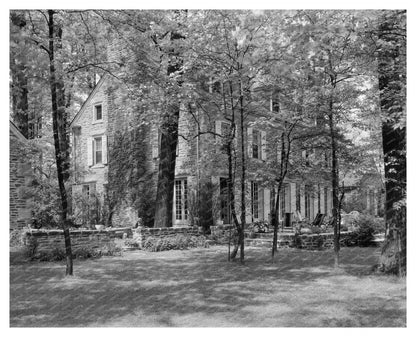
xmin=10 ymin=120 xmax=33 ymax=229
xmin=70 ymin=75 xmax=333 ymax=228
xmin=342 ymin=173 xmax=384 ymax=217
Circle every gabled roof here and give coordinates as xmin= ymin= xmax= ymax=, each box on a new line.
xmin=69 ymin=74 xmax=107 ymax=128
xmin=9 ymin=120 xmax=27 ymax=142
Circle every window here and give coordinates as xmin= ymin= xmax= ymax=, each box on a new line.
xmin=305 ymin=185 xmax=311 ymax=220
xmin=175 ymin=179 xmax=188 ymax=221
xmin=82 ymin=184 xmax=90 ymax=198
xmin=324 ymin=187 xmax=328 ymax=214
xmin=94 ymin=104 xmax=103 ymax=121
xmin=270 ymin=92 xmax=280 ymax=113
xmin=317 ymin=185 xmax=321 ymax=213
xmin=94 ymin=137 xmax=103 ymax=165
xmin=221 ymin=122 xmax=231 ymax=137
xmin=252 ymin=130 xmax=260 ymax=159
xmin=251 ymin=181 xmax=259 ymax=219
xmin=296 ymin=183 xmax=301 ymax=212
xmin=220 ymin=178 xmax=230 ymax=224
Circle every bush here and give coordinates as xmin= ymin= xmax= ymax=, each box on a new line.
xmin=10 ymin=229 xmax=28 ymax=248
xmin=124 ymin=238 xmax=141 ymax=248
xmin=248 ymin=221 xmax=269 ymax=234
xmin=348 ymin=215 xmax=378 ymax=247
xmin=142 ymin=234 xmax=207 ymax=252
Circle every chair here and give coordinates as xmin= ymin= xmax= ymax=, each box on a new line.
xmin=311 ymin=213 xmax=325 ymax=227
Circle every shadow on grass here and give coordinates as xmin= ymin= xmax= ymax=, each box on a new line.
xmin=10 ymin=246 xmax=405 ymax=327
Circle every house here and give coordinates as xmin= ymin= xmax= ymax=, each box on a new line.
xmin=10 ymin=120 xmax=33 ymax=229
xmin=70 ymin=75 xmax=334 ymax=228
xmin=342 ymin=173 xmax=384 ymax=217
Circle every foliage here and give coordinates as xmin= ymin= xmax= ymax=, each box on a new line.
xmin=247 ymin=221 xmax=269 ymax=234
xmin=10 ymin=229 xmax=29 ymax=248
xmin=72 ymin=190 xmax=108 ymax=228
xmin=124 ymin=238 xmax=141 ymax=248
xmin=142 ymin=234 xmax=207 ymax=252
xmin=346 ymin=215 xmax=378 ymax=247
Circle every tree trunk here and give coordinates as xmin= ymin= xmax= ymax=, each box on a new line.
xmin=153 ymin=105 xmax=179 ymax=228
xmin=238 ymin=80 xmax=246 ymax=264
xmin=153 ymin=30 xmax=183 ymax=228
xmin=377 ymin=12 xmax=406 ymax=276
xmin=328 ymin=96 xmax=340 ymax=268
xmin=47 ymin=10 xmax=73 ymax=276
xmin=271 ymin=188 xmax=281 ymax=260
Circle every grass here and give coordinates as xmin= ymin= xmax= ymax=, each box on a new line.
xmin=9 ymin=246 xmax=406 ymax=327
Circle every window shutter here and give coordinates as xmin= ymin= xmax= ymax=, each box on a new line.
xmin=302 ymin=150 xmax=306 ymax=159
xmin=152 ymin=129 xmax=160 ymax=159
xmin=234 ymin=125 xmax=238 ymax=148
xmin=247 ymin=127 xmax=253 ymax=158
xmin=215 ymin=121 xmax=222 ymax=140
xmin=259 ymin=188 xmax=264 ymax=220
xmin=102 ymin=135 xmax=108 ymax=164
xmin=263 ymin=188 xmax=271 ymax=222
xmin=261 ymin=131 xmax=267 ymax=160
xmin=87 ymin=137 xmax=93 ymax=166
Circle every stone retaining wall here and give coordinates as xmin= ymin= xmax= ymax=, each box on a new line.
xmin=132 ymin=226 xmax=204 ymax=247
xmin=24 ymin=227 xmax=132 ymax=254
xmin=210 ymin=224 xmax=354 ymax=251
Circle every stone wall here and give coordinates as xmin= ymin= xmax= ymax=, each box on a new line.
xmin=132 ymin=226 xmax=204 ymax=247
xmin=10 ymin=125 xmax=32 ymax=229
xmin=24 ymin=227 xmax=132 ymax=254
xmin=210 ymin=225 xmax=354 ymax=251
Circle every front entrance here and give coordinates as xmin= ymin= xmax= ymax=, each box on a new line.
xmin=220 ymin=177 xmax=231 ymax=224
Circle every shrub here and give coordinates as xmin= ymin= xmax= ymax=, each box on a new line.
xmin=10 ymin=229 xmax=28 ymax=248
xmin=248 ymin=221 xmax=269 ymax=234
xmin=349 ymin=215 xmax=377 ymax=247
xmin=142 ymin=234 xmax=207 ymax=252
xmin=124 ymin=238 xmax=141 ymax=248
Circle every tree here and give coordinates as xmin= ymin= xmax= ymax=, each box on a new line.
xmin=374 ymin=10 xmax=406 ymax=276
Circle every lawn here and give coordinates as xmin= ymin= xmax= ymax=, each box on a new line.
xmin=9 ymin=246 xmax=406 ymax=327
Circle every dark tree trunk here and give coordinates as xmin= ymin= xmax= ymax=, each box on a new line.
xmin=153 ymin=31 xmax=183 ymax=228
xmin=238 ymin=80 xmax=246 ymax=264
xmin=47 ymin=10 xmax=73 ymax=276
xmin=271 ymin=187 xmax=281 ymax=259
xmin=153 ymin=104 xmax=180 ymax=228
xmin=377 ymin=12 xmax=406 ymax=276
xmin=328 ymin=94 xmax=340 ymax=268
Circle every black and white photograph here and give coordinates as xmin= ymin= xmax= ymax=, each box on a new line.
xmin=7 ymin=3 xmax=407 ymax=328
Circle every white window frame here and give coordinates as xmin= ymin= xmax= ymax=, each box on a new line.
xmin=88 ymin=134 xmax=107 ymax=167
xmin=93 ymin=136 xmax=103 ymax=165
xmin=174 ymin=178 xmax=188 ymax=222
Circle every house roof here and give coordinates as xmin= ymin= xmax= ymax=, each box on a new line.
xmin=69 ymin=74 xmax=107 ymax=128
xmin=9 ymin=120 xmax=28 ymax=142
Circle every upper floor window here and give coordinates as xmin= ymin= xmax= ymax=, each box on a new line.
xmin=252 ymin=130 xmax=261 ymax=159
xmin=248 ymin=127 xmax=266 ymax=160
xmin=94 ymin=104 xmax=103 ymax=122
xmin=94 ymin=137 xmax=103 ymax=165
xmin=87 ymin=135 xmax=107 ymax=167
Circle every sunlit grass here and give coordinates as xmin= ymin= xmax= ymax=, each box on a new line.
xmin=10 ymin=246 xmax=405 ymax=327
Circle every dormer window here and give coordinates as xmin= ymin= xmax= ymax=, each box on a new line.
xmin=94 ymin=104 xmax=103 ymax=121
